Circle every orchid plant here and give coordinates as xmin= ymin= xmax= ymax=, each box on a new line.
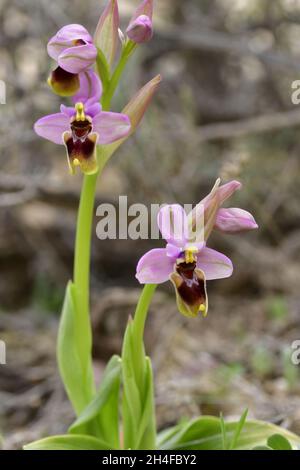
xmin=25 ymin=1 xmax=300 ymax=451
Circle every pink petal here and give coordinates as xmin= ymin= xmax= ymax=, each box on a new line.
xmin=58 ymin=44 xmax=97 ymax=74
xmin=136 ymin=248 xmax=174 ymax=284
xmin=47 ymin=24 xmax=93 ymax=61
xmin=92 ymin=112 xmax=131 ymax=144
xmin=197 ymin=247 xmax=233 ymax=280
xmin=85 ymin=102 xmax=102 ymax=118
xmin=34 ymin=113 xmax=69 ymax=145
xmin=215 ymin=208 xmax=258 ymax=233
xmin=72 ymin=70 xmax=102 ymax=105
xmin=53 ymin=24 xmax=92 ymax=42
xmin=166 ymin=243 xmax=182 ymax=258
xmin=60 ymin=104 xmax=75 ymax=118
xmin=158 ymin=205 xmax=189 ymax=247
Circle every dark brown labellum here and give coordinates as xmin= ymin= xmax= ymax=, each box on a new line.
xmin=176 ymin=262 xmax=206 ymax=308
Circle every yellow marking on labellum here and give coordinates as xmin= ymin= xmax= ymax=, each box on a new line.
xmin=184 ymin=246 xmax=198 ymax=264
xmin=73 ymin=158 xmax=80 ymax=167
xmin=199 ymin=304 xmax=207 ymax=317
xmin=75 ymin=102 xmax=86 ymax=121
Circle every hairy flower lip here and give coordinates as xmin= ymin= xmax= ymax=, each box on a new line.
xmin=170 ymin=265 xmax=208 ymax=318
xmin=70 ymin=118 xmax=93 ymax=141
xmin=48 ymin=66 xmax=80 ymax=97
xmin=63 ymin=130 xmax=98 ymax=175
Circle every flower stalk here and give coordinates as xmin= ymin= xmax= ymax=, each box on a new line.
xmin=73 ymin=171 xmax=98 ymax=324
xmin=101 ymin=41 xmax=137 ymax=111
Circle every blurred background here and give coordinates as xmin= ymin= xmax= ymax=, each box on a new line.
xmin=1 ymin=0 xmax=300 ymax=449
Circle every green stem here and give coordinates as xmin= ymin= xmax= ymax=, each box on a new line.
xmin=133 ymin=284 xmax=157 ymax=346
xmin=96 ymin=48 xmax=110 ymax=93
xmin=102 ymin=41 xmax=137 ymax=111
xmin=73 ymin=172 xmax=98 ymax=319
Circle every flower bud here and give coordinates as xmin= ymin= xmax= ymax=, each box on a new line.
xmin=126 ymin=0 xmax=153 ymax=44
xmin=127 ymin=15 xmax=153 ymax=43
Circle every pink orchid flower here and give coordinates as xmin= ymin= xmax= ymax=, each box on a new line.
xmin=47 ymin=24 xmax=98 ymax=96
xmin=34 ymin=73 xmax=131 ymax=175
xmin=126 ymin=0 xmax=153 ymax=44
xmin=136 ymin=180 xmax=258 ymax=318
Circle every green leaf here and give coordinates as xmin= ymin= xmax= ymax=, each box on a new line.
xmin=69 ymin=355 xmax=122 ymax=449
xmin=57 ymin=282 xmax=95 ymax=416
xmin=135 ymin=357 xmax=156 ymax=449
xmin=157 ymin=417 xmax=300 ymax=450
xmin=219 ymin=413 xmax=228 ymax=450
xmin=122 ymin=318 xmax=156 ymax=450
xmin=122 ymin=319 xmax=142 ymax=448
xmin=228 ymin=409 xmax=248 ymax=450
xmin=24 ymin=434 xmax=111 ymax=450
xmin=267 ymin=434 xmax=293 ymax=450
